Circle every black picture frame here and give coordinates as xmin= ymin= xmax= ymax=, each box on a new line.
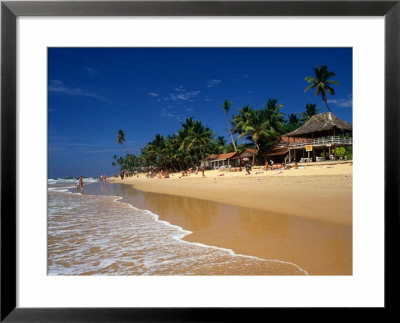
xmin=1 ymin=0 xmax=399 ymax=321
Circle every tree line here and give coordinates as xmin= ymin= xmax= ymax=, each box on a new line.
xmin=112 ymin=65 xmax=340 ymax=172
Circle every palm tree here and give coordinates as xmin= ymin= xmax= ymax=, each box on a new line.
xmin=116 ymin=129 xmax=126 ymax=145
xmin=262 ymin=99 xmax=285 ymax=134
xmin=288 ymin=113 xmax=300 ymax=125
xmin=300 ymin=103 xmax=322 ymax=123
xmin=209 ymin=136 xmax=226 ymax=154
xmin=180 ymin=120 xmax=214 ymax=160
xmin=232 ymin=105 xmax=253 ymax=144
xmin=232 ymin=99 xmax=284 ymax=164
xmin=237 ymin=109 xmax=279 ymax=164
xmin=284 ymin=113 xmax=301 ymax=133
xmin=111 ymin=154 xmax=119 ymax=168
xmin=222 ymin=99 xmax=237 ymax=152
xmin=304 ymin=65 xmax=340 ymax=112
xmin=163 ymin=135 xmax=180 ymax=172
xmin=149 ymin=134 xmax=167 ymax=167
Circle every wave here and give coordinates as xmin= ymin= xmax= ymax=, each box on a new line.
xmin=48 ymin=187 xmax=308 ymax=275
xmin=48 ymin=178 xmax=99 ymax=185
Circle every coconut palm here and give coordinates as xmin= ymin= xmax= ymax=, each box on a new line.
xmin=284 ymin=113 xmax=301 ymax=133
xmin=116 ymin=129 xmax=126 ymax=145
xmin=111 ymin=154 xmax=119 ymax=168
xmin=288 ymin=113 xmax=300 ymax=125
xmin=304 ymin=65 xmax=340 ymax=112
xmin=237 ymin=109 xmax=279 ymax=164
xmin=180 ymin=120 xmax=214 ymax=160
xmin=300 ymin=103 xmax=322 ymax=123
xmin=262 ymin=99 xmax=285 ymax=134
xmin=222 ymin=99 xmax=237 ymax=152
xmin=232 ymin=105 xmax=253 ymax=144
xmin=149 ymin=134 xmax=167 ymax=167
xmin=212 ymin=136 xmax=227 ymax=154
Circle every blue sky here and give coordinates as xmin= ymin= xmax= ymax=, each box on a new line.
xmin=48 ymin=48 xmax=352 ymax=178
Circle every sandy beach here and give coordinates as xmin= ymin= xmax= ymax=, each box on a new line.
xmin=107 ymin=162 xmax=352 ymax=275
xmin=109 ymin=162 xmax=352 ymax=225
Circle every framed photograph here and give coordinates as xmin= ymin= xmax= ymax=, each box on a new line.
xmin=1 ymin=0 xmax=399 ymax=321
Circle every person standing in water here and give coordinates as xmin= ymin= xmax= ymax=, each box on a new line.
xmin=76 ymin=175 xmax=84 ymax=193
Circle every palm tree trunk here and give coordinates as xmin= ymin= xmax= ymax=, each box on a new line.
xmin=253 ymin=142 xmax=260 ymax=165
xmin=198 ymin=146 xmax=204 ymax=160
xmin=324 ymin=99 xmax=332 ymax=112
xmin=226 ymin=113 xmax=237 ymax=152
xmin=170 ymin=159 xmax=178 ymax=172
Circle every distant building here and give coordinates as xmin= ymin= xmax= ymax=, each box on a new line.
xmin=231 ymin=148 xmax=258 ymax=165
xmin=200 ymin=152 xmax=237 ymax=168
xmin=201 ymin=148 xmax=260 ymax=168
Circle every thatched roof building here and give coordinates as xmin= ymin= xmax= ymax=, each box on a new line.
xmin=263 ymin=113 xmax=353 ymax=163
xmin=263 ymin=136 xmax=308 ymax=159
xmin=285 ymin=112 xmax=352 ymax=137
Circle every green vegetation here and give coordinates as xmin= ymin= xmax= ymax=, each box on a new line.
xmin=222 ymin=99 xmax=237 ymax=152
xmin=112 ymin=100 xmax=328 ymax=172
xmin=112 ymin=65 xmax=349 ymax=172
xmin=334 ymin=147 xmax=353 ymax=160
xmin=304 ymin=65 xmax=340 ymax=112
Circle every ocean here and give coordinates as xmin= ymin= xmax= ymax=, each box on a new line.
xmin=47 ymin=179 xmax=307 ymax=275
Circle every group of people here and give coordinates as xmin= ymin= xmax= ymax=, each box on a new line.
xmin=146 ymin=169 xmax=170 ymax=179
xmin=158 ymin=170 xmax=170 ymax=179
xmin=180 ymin=166 xmax=199 ymax=177
xmin=265 ymin=160 xmax=298 ymax=171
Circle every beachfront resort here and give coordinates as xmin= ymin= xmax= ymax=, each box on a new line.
xmin=49 ymin=48 xmax=353 ymax=275
xmin=113 ymin=110 xmax=352 ymax=180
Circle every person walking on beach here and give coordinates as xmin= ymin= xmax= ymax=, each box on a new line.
xmin=201 ymin=165 xmax=205 ymax=178
xmin=245 ymin=163 xmax=251 ymax=175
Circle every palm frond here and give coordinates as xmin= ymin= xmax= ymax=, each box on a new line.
xmin=304 ymin=83 xmax=316 ymax=93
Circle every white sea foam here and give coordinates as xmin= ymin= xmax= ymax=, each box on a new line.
xmin=48 ymin=188 xmax=308 ymax=276
xmin=48 ymin=178 xmax=99 ymax=185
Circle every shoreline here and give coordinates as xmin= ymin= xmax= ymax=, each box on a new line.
xmin=109 ymin=163 xmax=352 ymax=226
xmin=67 ymin=164 xmax=353 ymax=275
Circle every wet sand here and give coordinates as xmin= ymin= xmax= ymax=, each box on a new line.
xmin=109 ymin=162 xmax=353 ymax=225
xmin=86 ymin=176 xmax=352 ymax=275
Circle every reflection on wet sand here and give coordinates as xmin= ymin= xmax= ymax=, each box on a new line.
xmin=84 ymin=182 xmax=352 ymax=275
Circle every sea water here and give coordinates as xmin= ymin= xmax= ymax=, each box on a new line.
xmin=47 ymin=179 xmax=307 ymax=275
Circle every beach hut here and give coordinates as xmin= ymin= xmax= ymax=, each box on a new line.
xmin=200 ymin=154 xmax=218 ymax=168
xmin=264 ymin=112 xmax=352 ymax=163
xmin=231 ymin=148 xmax=259 ymax=165
xmin=263 ymin=136 xmax=308 ymax=164
xmin=201 ymin=152 xmax=237 ymax=169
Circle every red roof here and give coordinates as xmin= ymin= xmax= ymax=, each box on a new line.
xmin=215 ymin=152 xmax=237 ymax=160
xmin=203 ymin=152 xmax=237 ymax=161
xmin=244 ymin=148 xmax=258 ymax=155
xmin=203 ymin=154 xmax=218 ymax=160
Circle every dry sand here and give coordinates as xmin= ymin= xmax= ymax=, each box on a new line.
xmin=108 ymin=162 xmax=352 ymax=275
xmin=110 ymin=162 xmax=352 ymax=225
